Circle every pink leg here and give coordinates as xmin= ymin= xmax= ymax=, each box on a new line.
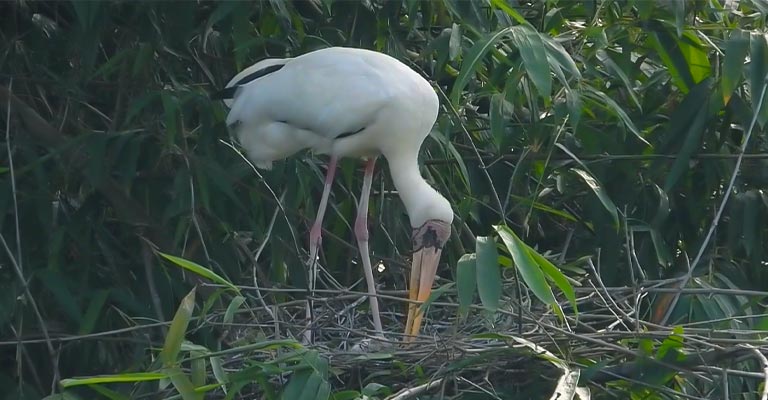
xmin=304 ymin=155 xmax=338 ymax=343
xmin=355 ymin=158 xmax=384 ymax=337
xmin=308 ymin=155 xmax=338 ymax=268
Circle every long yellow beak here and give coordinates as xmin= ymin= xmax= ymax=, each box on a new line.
xmin=403 ymin=220 xmax=451 ymax=343
xmin=404 ymin=247 xmax=444 ymax=342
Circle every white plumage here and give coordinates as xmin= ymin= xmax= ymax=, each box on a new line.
xmin=220 ymin=47 xmax=453 ymax=342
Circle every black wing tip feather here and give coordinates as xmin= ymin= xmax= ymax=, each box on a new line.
xmin=211 ymin=63 xmax=286 ymax=101
xmin=211 ymin=86 xmax=238 ymax=100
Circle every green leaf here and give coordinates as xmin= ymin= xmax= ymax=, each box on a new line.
xmin=60 ymin=372 xmax=168 ymax=388
xmin=165 ymin=366 xmax=202 ymax=400
xmin=362 ymin=383 xmax=389 ymax=397
xmin=679 ymin=31 xmax=711 ymax=84
xmin=509 ymin=26 xmax=552 ymax=98
xmin=649 ymin=26 xmax=710 ymax=93
xmin=86 ymin=385 xmax=130 ymax=400
xmin=582 ymin=86 xmax=648 ymax=146
xmin=494 ymin=226 xmax=557 ymax=306
xmin=210 ymin=356 xmax=229 ymax=394
xmin=525 ymin=247 xmax=577 ymax=314
xmin=452 ymin=27 xmax=514 ymax=104
xmin=571 ymin=168 xmax=619 ymax=228
xmin=448 ymin=23 xmax=462 ymax=60
xmin=315 ymin=381 xmax=331 ymax=400
xmin=671 ymin=0 xmax=685 ymax=37
xmin=282 ymin=370 xmax=311 ymax=400
xmin=298 ymin=373 xmax=322 ymax=400
xmin=190 ymin=352 xmax=206 ymax=387
xmin=722 ymin=29 xmax=750 ymax=104
xmin=475 ymin=236 xmax=502 ymax=313
xmin=223 ymin=295 xmax=246 ymax=325
xmin=160 ymin=288 xmax=196 ymax=366
xmin=489 ymin=0 xmax=530 ymax=25
xmin=598 ymin=50 xmax=641 ymax=110
xmin=565 ymin=87 xmax=581 ymax=129
xmin=750 ymin=32 xmax=768 ymax=126
xmin=78 ymin=289 xmax=109 ymax=335
xmin=331 ymin=391 xmax=361 ymax=400
xmin=542 ymin=36 xmax=581 ymax=81
xmin=662 ymin=80 xmax=714 ymax=191
xmin=456 ymin=253 xmax=478 ymax=318
xmin=158 ymin=252 xmax=239 ymax=292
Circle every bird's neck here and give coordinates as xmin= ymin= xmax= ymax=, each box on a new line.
xmin=386 ymin=150 xmax=453 ymax=227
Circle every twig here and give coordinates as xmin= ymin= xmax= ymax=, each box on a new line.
xmin=4 ymin=79 xmax=60 ymax=393
xmin=385 ymin=378 xmax=444 ymax=400
xmin=1 ymin=233 xmax=58 ymax=390
xmin=742 ymin=344 xmax=768 ymax=400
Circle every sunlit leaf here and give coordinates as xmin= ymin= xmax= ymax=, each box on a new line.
xmin=160 ymin=288 xmax=196 ymax=366
xmin=494 ymin=226 xmax=557 ymax=307
xmin=722 ymin=29 xmax=750 ymax=104
xmin=158 ymin=252 xmax=239 ymax=292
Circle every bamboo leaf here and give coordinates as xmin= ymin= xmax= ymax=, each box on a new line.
xmin=494 ymin=226 xmax=557 ymax=306
xmin=750 ymin=32 xmax=768 ymax=126
xmin=165 ymin=366 xmax=202 ymax=400
xmin=475 ymin=236 xmax=502 ymax=313
xmin=210 ymin=356 xmax=229 ymax=394
xmin=722 ymin=29 xmax=750 ymax=104
xmin=451 ymin=27 xmax=514 ymax=104
xmin=223 ymin=295 xmax=246 ymax=325
xmin=160 ymin=288 xmax=196 ymax=366
xmin=489 ymin=0 xmax=530 ymax=25
xmin=510 ymin=26 xmax=552 ymax=98
xmin=158 ymin=252 xmax=239 ymax=292
xmin=582 ymin=86 xmax=648 ymax=146
xmin=572 ymin=168 xmax=619 ymax=228
xmin=60 ymin=372 xmax=168 ymax=388
xmin=524 ymin=246 xmax=577 ymax=314
xmin=663 ymin=80 xmax=714 ymax=191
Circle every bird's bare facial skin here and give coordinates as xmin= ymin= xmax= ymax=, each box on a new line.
xmin=411 ymin=220 xmax=451 ymax=251
xmin=404 ymin=219 xmax=451 ymax=342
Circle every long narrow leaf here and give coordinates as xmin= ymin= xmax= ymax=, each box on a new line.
xmin=159 ymin=252 xmax=239 ymax=292
xmin=60 ymin=373 xmax=167 ymax=388
xmin=475 ymin=236 xmax=502 ymax=312
xmin=494 ymin=226 xmax=556 ymax=306
xmin=451 ymin=27 xmax=514 ymax=104
xmin=160 ymin=288 xmax=196 ymax=366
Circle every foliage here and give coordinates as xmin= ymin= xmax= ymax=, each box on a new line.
xmin=1 ymin=0 xmax=767 ymax=399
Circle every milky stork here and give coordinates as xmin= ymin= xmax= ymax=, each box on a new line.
xmin=216 ymin=47 xmax=453 ymax=342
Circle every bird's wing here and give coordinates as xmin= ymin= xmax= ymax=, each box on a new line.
xmin=215 ymin=58 xmax=291 ymax=108
xmin=226 ymin=48 xmax=400 ymax=140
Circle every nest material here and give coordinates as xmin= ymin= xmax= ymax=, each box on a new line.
xmin=200 ymin=281 xmax=768 ymax=399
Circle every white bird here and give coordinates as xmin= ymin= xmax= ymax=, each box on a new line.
xmin=217 ymin=47 xmax=453 ymax=342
